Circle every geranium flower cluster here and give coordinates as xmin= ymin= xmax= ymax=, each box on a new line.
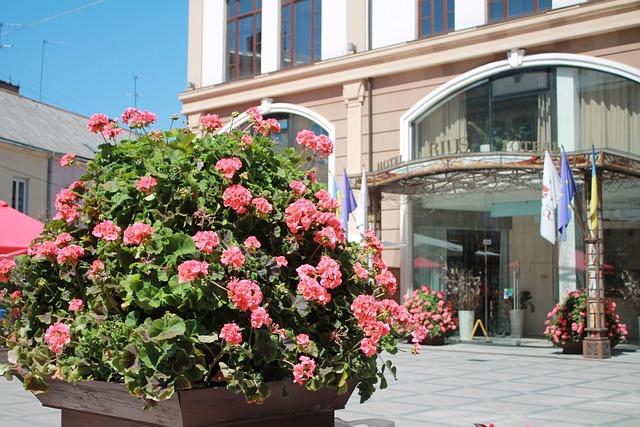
xmin=397 ymin=285 xmax=458 ymax=348
xmin=544 ymin=288 xmax=628 ymax=345
xmin=0 ymin=259 xmax=15 ymax=283
xmin=1 ymin=106 xmax=411 ymax=408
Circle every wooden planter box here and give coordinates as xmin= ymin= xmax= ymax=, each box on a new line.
xmin=30 ymin=377 xmax=356 ymax=427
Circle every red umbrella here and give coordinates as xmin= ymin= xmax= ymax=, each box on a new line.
xmin=0 ymin=200 xmax=44 ymax=259
xmin=575 ymin=250 xmax=615 ymax=275
xmin=413 ymin=256 xmax=443 ymax=269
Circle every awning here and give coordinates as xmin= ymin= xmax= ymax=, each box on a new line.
xmin=0 ymin=200 xmax=44 ymax=259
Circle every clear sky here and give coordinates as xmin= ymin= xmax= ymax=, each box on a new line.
xmin=0 ymin=0 xmax=188 ymax=128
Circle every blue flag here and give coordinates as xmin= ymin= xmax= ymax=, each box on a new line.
xmin=341 ymin=169 xmax=357 ymax=234
xmin=557 ymin=148 xmax=577 ymax=241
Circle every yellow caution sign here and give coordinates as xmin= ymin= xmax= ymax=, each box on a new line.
xmin=470 ymin=319 xmax=491 ymax=342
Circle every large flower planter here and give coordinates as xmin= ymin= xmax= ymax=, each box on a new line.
xmin=29 ymin=377 xmax=356 ymax=427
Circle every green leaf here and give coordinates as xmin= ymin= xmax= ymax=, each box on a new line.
xmin=148 ymin=316 xmax=186 ymax=342
xmin=165 ymin=233 xmax=197 ymax=264
xmin=196 ymin=333 xmax=219 ymax=343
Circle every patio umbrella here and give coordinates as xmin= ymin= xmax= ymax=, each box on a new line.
xmin=0 ymin=200 xmax=44 ymax=259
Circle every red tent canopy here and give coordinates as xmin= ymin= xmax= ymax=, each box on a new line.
xmin=0 ymin=200 xmax=44 ymax=259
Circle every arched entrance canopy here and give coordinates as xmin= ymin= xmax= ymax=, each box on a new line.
xmin=354 ymin=149 xmax=640 ymax=198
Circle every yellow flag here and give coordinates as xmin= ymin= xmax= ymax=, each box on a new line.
xmin=589 ymin=146 xmax=598 ymax=233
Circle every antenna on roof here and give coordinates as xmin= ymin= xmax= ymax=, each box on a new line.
xmin=125 ymin=74 xmax=147 ymax=109
xmin=39 ymin=39 xmax=67 ymax=102
xmin=0 ymin=23 xmax=23 ymax=49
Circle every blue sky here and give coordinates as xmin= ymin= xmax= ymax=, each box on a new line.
xmin=1 ymin=0 xmax=188 ymax=128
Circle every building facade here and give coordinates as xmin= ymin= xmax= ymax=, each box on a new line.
xmin=180 ymin=0 xmax=640 ymax=338
xmin=0 ymin=83 xmax=100 ymax=221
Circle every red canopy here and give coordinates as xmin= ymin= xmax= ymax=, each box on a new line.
xmin=413 ymin=256 xmax=443 ymax=269
xmin=0 ymin=200 xmax=44 ymax=259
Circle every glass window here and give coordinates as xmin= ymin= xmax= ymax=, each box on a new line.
xmin=281 ymin=0 xmax=321 ymax=69
xmin=488 ymin=0 xmax=552 ymax=22
xmin=12 ymin=178 xmax=28 ymax=213
xmin=226 ymin=0 xmax=262 ymax=81
xmin=263 ymin=112 xmax=329 ymax=184
xmin=419 ymin=0 xmax=455 ymax=38
xmin=413 ymin=68 xmax=555 ymax=158
xmin=412 ymin=66 xmax=640 ymax=159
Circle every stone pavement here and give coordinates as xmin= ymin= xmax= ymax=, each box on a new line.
xmin=1 ymin=338 xmax=639 ymax=427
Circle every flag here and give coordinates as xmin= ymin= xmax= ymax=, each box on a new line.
xmin=356 ymin=166 xmax=368 ymax=233
xmin=557 ymin=148 xmax=577 ymax=241
xmin=540 ymin=150 xmax=561 ymax=244
xmin=341 ymin=169 xmax=357 ymax=233
xmin=589 ymin=146 xmax=598 ymax=233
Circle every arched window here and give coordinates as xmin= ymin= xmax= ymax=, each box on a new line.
xmin=221 ymin=104 xmax=335 ymax=186
xmin=264 ymin=112 xmax=329 ymax=183
xmin=411 ymin=66 xmax=640 ymax=159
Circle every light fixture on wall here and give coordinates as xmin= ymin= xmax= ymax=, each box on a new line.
xmin=507 ymin=48 xmax=525 ymax=68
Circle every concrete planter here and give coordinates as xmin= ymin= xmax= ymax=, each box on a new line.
xmin=458 ymin=310 xmax=475 ymax=341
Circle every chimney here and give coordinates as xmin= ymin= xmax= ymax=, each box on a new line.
xmin=0 ymin=79 xmax=20 ymax=94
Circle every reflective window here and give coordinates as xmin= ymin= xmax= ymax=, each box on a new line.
xmin=488 ymin=0 xmax=552 ymax=22
xmin=264 ymin=112 xmax=329 ymax=183
xmin=419 ymin=0 xmax=455 ymax=38
xmin=281 ymin=0 xmax=321 ymax=69
xmin=412 ymin=67 xmax=640 ymax=159
xmin=226 ymin=0 xmax=262 ymax=81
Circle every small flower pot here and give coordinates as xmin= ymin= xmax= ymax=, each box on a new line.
xmin=561 ymin=341 xmax=583 ymax=354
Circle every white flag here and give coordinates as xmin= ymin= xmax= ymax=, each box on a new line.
xmin=540 ymin=150 xmax=561 ymax=244
xmin=356 ymin=166 xmax=368 ymax=234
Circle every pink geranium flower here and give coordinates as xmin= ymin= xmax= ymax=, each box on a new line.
xmin=68 ymin=299 xmax=84 ymax=311
xmin=222 ymin=184 xmax=252 ymax=214
xmin=87 ymin=260 xmax=105 ymax=280
xmin=220 ymin=323 xmax=243 ymax=345
xmin=200 ymin=114 xmax=223 ymax=132
xmin=0 ymin=259 xmax=16 ymax=283
xmin=92 ymin=220 xmax=122 ymax=241
xmin=227 ymin=279 xmax=262 ymax=311
xmin=215 ymin=157 xmax=242 ymax=180
xmin=251 ymin=197 xmax=273 ymax=215
xmin=192 ymin=231 xmax=220 ymax=253
xmin=292 ymin=355 xmax=316 ymax=385
xmin=44 ymin=322 xmax=71 ymax=355
xmin=136 ymin=176 xmax=158 ymax=193
xmin=56 ymin=244 xmax=84 ymax=265
xmin=250 ymin=307 xmax=271 ymax=328
xmin=87 ymin=113 xmax=110 ymax=133
xmin=177 ymin=260 xmax=209 ymax=283
xmin=60 ymin=153 xmax=76 ymax=167
xmin=123 ymin=223 xmax=154 ymax=246
xmin=243 ymin=236 xmax=261 ymax=253
xmin=221 ymin=246 xmax=245 ymax=269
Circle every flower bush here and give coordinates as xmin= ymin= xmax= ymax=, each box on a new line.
xmin=0 ymin=107 xmax=411 ymax=408
xmin=445 ymin=266 xmax=482 ymax=311
xmin=543 ymin=289 xmax=628 ymax=345
xmin=397 ymin=286 xmax=457 ymax=345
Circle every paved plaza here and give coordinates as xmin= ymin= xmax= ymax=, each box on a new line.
xmin=1 ymin=338 xmax=639 ymax=427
